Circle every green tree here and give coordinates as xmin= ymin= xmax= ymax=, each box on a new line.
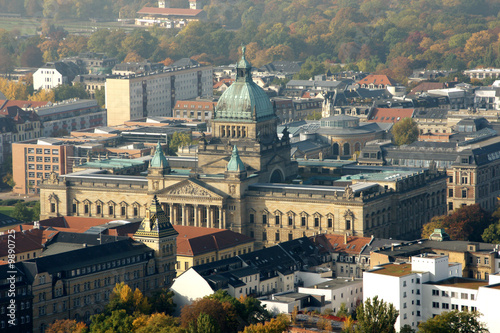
xmin=89 ymin=309 xmax=134 ymax=333
xmin=189 ymin=313 xmax=220 ymax=333
xmin=355 ymin=296 xmax=399 ymax=333
xmin=53 ymin=83 xmax=89 ymax=102
xmin=32 ymin=201 xmax=40 ymax=221
xmin=419 ymin=310 xmax=489 ymax=333
xmin=169 ymin=132 xmax=193 ymax=155
xmin=95 ymin=87 xmax=105 ymax=108
xmin=2 ymin=173 xmax=15 ymax=189
xmin=400 ymin=324 xmax=416 ymax=333
xmin=11 ymin=202 xmax=33 ymax=222
xmin=391 ymin=118 xmax=419 ymax=146
xmin=337 ymin=303 xmax=349 ymax=318
xmin=149 ymin=289 xmax=176 ymax=315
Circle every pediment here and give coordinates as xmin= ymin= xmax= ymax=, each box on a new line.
xmin=160 ymin=179 xmax=225 ymax=199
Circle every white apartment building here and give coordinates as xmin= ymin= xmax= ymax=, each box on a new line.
xmin=364 ymin=254 xmax=500 ymax=332
xmin=363 ymin=254 xmax=462 ymax=331
xmin=464 ymin=68 xmax=500 ymax=80
xmin=105 ymin=66 xmax=213 ymax=126
xmin=33 ymin=61 xmax=80 ymax=91
xmin=299 ymin=278 xmax=363 ymax=314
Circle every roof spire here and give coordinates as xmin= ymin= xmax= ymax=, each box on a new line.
xmin=227 ymin=145 xmax=245 ymax=172
xmin=150 ymin=141 xmax=169 ymax=169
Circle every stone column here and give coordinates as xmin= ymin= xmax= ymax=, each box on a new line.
xmin=169 ymin=204 xmax=174 ymax=224
xmin=195 ymin=205 xmax=200 ymax=227
xmin=208 ymin=206 xmax=212 ymax=228
xmin=218 ymin=206 xmax=223 ymax=229
xmin=222 ymin=208 xmax=226 ymax=229
xmin=181 ymin=204 xmax=186 ymax=226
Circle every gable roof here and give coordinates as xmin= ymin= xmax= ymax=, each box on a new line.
xmin=367 ymin=108 xmax=415 ymax=123
xmin=357 ymin=74 xmax=397 ymax=87
xmin=311 ymin=234 xmax=372 ymax=255
xmin=410 ymin=82 xmax=446 ymax=95
xmin=176 ymin=226 xmax=253 ymax=256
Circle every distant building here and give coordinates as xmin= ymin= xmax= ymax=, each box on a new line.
xmin=357 ymin=74 xmax=398 ymax=90
xmin=136 ymin=7 xmax=207 ymax=29
xmin=33 ymin=61 xmax=81 ymax=90
xmin=173 ymin=99 xmax=217 ymax=125
xmin=464 ymin=68 xmax=500 ymax=80
xmin=105 ymin=65 xmax=213 ymax=126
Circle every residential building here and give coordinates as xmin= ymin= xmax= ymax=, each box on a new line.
xmin=298 ymin=279 xmax=363 ymax=314
xmin=171 ymin=237 xmax=326 ymax=309
xmin=111 ymin=62 xmax=163 ymax=76
xmin=12 ymin=138 xmax=75 ymax=194
xmin=366 ymin=108 xmax=415 ymax=124
xmin=464 ymin=68 xmax=500 ymax=80
xmin=0 ymin=264 xmax=33 ymax=333
xmin=369 ymin=232 xmax=500 ymax=280
xmin=357 ymin=74 xmax=398 ymax=89
xmin=105 ymin=65 xmax=213 ymax=126
xmin=172 ymin=99 xmax=217 ymax=125
xmin=31 ymin=99 xmax=105 ymax=137
xmin=0 ymin=116 xmax=15 ymax=166
xmin=364 ymin=253 xmax=500 ymax=332
xmin=33 ymin=61 xmax=80 ymax=90
xmin=474 ymin=82 xmax=500 ymax=110
xmin=0 ymin=104 xmax=42 ymax=143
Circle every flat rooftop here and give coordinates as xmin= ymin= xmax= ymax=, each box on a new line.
xmin=369 ymin=263 xmax=413 ymax=277
xmin=304 ymin=278 xmax=362 ymax=290
xmin=432 ymin=277 xmax=488 ymax=290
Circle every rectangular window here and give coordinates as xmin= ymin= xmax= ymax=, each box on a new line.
xmin=328 ymin=218 xmax=333 ymax=228
xmin=462 ymin=190 xmax=467 ymax=198
xmin=133 ymin=207 xmax=138 ymax=216
xmin=249 ymin=214 xmax=254 ymax=223
xmin=432 ymin=289 xmax=439 ymax=296
xmin=461 ymin=293 xmax=468 ymax=300
xmin=275 ymin=215 xmax=280 ymax=225
xmin=97 ymin=205 xmax=101 ymax=214
xmin=121 ymin=206 xmax=126 ymax=216
xmin=262 ymin=215 xmax=267 ymax=224
xmin=72 ymin=203 xmax=77 ymax=213
xmin=288 ymin=216 xmax=293 ymax=225
xmin=449 ymin=189 xmax=453 ymax=197
xmin=432 ymin=302 xmax=439 ymax=308
xmin=275 ymin=232 xmax=280 ymax=241
xmin=109 ymin=205 xmax=114 ymax=215
xmin=442 ymin=303 xmax=449 ymax=309
xmin=262 ymin=232 xmax=267 ymax=241
xmin=51 ymin=203 xmax=55 ymax=213
xmin=84 ymin=205 xmax=89 ymax=214
xmin=314 ymin=217 xmax=319 ymax=227
xmin=301 ymin=216 xmax=306 ymax=226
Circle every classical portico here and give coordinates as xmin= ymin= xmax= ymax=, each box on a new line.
xmin=156 ymin=179 xmax=228 ymax=229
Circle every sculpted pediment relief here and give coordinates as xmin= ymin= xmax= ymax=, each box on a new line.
xmin=162 ymin=180 xmax=223 ymax=199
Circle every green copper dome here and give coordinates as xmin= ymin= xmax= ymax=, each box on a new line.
xmin=227 ymin=145 xmax=245 ymax=172
xmin=215 ymin=46 xmax=275 ymax=122
xmin=150 ymin=141 xmax=169 ymax=169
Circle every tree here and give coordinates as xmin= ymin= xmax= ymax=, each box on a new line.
xmin=189 ymin=313 xmax=220 ymax=333
xmin=421 ymin=216 xmax=446 ymax=238
xmin=32 ymin=201 xmax=40 ymax=221
xmin=169 ymin=132 xmax=193 ymax=155
xmin=400 ymin=324 xmax=416 ymax=333
xmin=95 ymin=87 xmax=105 ymax=108
xmin=133 ymin=313 xmax=182 ymax=333
xmin=149 ymin=289 xmax=176 ymax=315
xmin=391 ymin=118 xmax=419 ymax=146
xmin=20 ymin=45 xmax=43 ymax=67
xmin=2 ymin=173 xmax=15 ymax=189
xmin=180 ymin=298 xmax=233 ymax=332
xmin=46 ymin=319 xmax=87 ymax=333
xmin=106 ymin=282 xmax=151 ymax=316
xmin=419 ymin=310 xmax=489 ymax=333
xmin=241 ymin=314 xmax=290 ymax=333
xmin=53 ymin=83 xmax=89 ymax=102
xmin=11 ymin=202 xmax=33 ymax=222
xmin=355 ymin=296 xmax=399 ymax=333
xmin=89 ymin=309 xmax=135 ymax=333
xmin=423 ymin=204 xmax=492 ymax=241
xmin=337 ymin=303 xmax=349 ymax=318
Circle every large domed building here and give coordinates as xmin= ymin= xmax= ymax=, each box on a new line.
xmin=39 ymin=47 xmax=447 ymax=249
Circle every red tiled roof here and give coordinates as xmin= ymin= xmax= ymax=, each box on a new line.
xmin=138 ymin=7 xmax=203 ymax=16
xmin=0 ymin=99 xmax=49 ymax=110
xmin=312 ymin=234 xmax=372 ymax=255
xmin=368 ymin=108 xmax=415 ymax=123
xmin=175 ymin=226 xmax=253 ymax=256
xmin=213 ymin=79 xmax=234 ymax=89
xmin=357 ymin=75 xmax=397 ymax=87
xmin=0 ymin=229 xmax=59 ymax=257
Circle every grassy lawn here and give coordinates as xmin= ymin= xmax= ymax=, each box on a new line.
xmin=0 ymin=206 xmax=15 ymax=217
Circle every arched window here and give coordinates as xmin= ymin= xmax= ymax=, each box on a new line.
xmin=343 ymin=143 xmax=350 ymax=156
xmin=333 ymin=143 xmax=339 ymax=155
